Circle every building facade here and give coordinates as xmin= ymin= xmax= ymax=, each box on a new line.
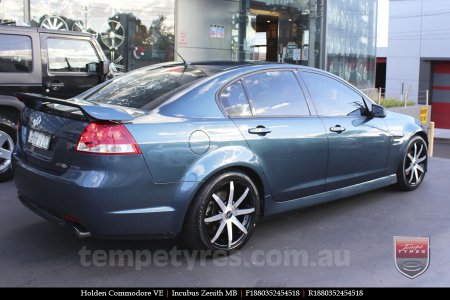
xmin=1 ymin=0 xmax=377 ymax=88
xmin=377 ymin=0 xmax=450 ymax=129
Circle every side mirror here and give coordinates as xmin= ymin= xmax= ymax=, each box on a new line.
xmin=371 ymin=104 xmax=386 ymax=118
xmin=102 ymin=60 xmax=110 ymax=75
xmin=86 ymin=62 xmax=99 ymax=73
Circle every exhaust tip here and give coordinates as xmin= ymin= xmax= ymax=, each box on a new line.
xmin=72 ymin=223 xmax=91 ymax=239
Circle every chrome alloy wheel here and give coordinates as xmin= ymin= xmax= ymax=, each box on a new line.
xmin=0 ymin=130 xmax=14 ymax=173
xmin=203 ymin=180 xmax=256 ymax=250
xmin=404 ymin=139 xmax=427 ymax=186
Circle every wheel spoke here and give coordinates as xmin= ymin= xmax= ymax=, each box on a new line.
xmin=235 ymin=208 xmax=255 ymax=216
xmin=204 ymin=214 xmax=222 ymax=223
xmin=231 ymin=216 xmax=248 ymax=234
xmin=0 ymin=133 xmax=8 ymax=145
xmin=233 ymin=187 xmax=249 ymax=209
xmin=55 ymin=22 xmax=64 ymax=30
xmin=228 ymin=181 xmax=234 ymax=208
xmin=407 ymin=154 xmax=414 ymax=162
xmin=417 ymin=165 xmax=424 ymax=173
xmin=0 ymin=149 xmax=12 ymax=160
xmin=417 ymin=144 xmax=423 ymax=157
xmin=414 ymin=168 xmax=419 ymax=183
xmin=227 ymin=221 xmax=233 ymax=248
xmin=414 ymin=143 xmax=417 ymax=158
xmin=210 ymin=220 xmax=226 ymax=244
xmin=405 ymin=164 xmax=413 ymax=173
xmin=417 ymin=156 xmax=427 ymax=163
xmin=212 ymin=193 xmax=227 ymax=212
xmin=409 ymin=169 xmax=415 ymax=183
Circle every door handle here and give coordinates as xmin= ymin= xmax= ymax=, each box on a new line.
xmin=48 ymin=82 xmax=65 ymax=87
xmin=47 ymin=81 xmax=65 ymax=91
xmin=330 ymin=125 xmax=346 ymax=133
xmin=248 ymin=126 xmax=271 ymax=136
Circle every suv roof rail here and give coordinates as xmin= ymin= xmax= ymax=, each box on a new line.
xmin=0 ymin=20 xmax=16 ymax=26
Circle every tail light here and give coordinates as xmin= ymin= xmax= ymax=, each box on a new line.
xmin=76 ymin=122 xmax=141 ymax=155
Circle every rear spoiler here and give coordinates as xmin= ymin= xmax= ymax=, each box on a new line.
xmin=15 ymin=93 xmax=133 ymax=122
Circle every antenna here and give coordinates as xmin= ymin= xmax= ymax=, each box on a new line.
xmin=175 ymin=49 xmax=188 ymax=66
xmin=169 ymin=38 xmax=188 ymax=66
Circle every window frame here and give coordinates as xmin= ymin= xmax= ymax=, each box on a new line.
xmin=0 ymin=33 xmax=33 ymax=73
xmin=298 ymin=70 xmax=371 ymax=118
xmin=217 ymin=68 xmax=313 ymax=119
xmin=46 ymin=37 xmax=100 ymax=74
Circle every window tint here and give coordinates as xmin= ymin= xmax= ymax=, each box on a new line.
xmin=220 ymin=81 xmax=252 ymax=117
xmin=87 ymin=65 xmax=207 ymax=109
xmin=243 ymin=71 xmax=310 ymax=116
xmin=302 ymin=72 xmax=367 ymax=116
xmin=0 ymin=34 xmax=32 ymax=73
xmin=47 ymin=38 xmax=99 ymax=72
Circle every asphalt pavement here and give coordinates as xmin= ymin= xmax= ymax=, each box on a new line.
xmin=0 ymin=158 xmax=449 ymax=287
xmin=434 ymin=139 xmax=450 ymax=159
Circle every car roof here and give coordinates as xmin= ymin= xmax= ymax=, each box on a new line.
xmin=0 ymin=25 xmax=93 ymax=37
xmin=158 ymin=60 xmax=319 ymax=74
xmin=190 ymin=60 xmax=269 ymax=69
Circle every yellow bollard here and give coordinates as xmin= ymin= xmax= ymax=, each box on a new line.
xmin=427 ymin=122 xmax=435 ymax=157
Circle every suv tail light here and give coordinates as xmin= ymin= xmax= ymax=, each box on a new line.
xmin=76 ymin=122 xmax=141 ymax=155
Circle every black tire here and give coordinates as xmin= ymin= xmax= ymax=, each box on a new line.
xmin=0 ymin=122 xmax=16 ymax=182
xmin=183 ymin=171 xmax=260 ymax=251
xmin=396 ymin=135 xmax=428 ymax=191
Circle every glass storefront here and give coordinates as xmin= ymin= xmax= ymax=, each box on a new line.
xmin=0 ymin=0 xmax=25 ymax=25
xmin=232 ymin=0 xmax=326 ymax=69
xmin=231 ymin=0 xmax=376 ymax=88
xmin=30 ymin=0 xmax=175 ymax=71
xmin=326 ymin=0 xmax=377 ymax=89
xmin=1 ymin=0 xmax=377 ymax=88
xmin=1 ymin=0 xmax=175 ymax=72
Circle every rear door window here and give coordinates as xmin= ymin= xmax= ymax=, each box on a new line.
xmin=0 ymin=34 xmax=32 ymax=73
xmin=243 ymin=71 xmax=310 ymax=116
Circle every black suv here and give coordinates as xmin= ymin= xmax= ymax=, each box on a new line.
xmin=0 ymin=25 xmax=112 ymax=181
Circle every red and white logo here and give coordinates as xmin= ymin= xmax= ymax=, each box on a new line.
xmin=394 ymin=236 xmax=430 ymax=279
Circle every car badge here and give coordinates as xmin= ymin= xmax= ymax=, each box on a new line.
xmin=31 ymin=114 xmax=42 ymax=128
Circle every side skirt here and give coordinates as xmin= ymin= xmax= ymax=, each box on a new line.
xmin=263 ymin=174 xmax=397 ymax=216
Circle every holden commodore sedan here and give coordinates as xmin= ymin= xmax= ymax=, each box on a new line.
xmin=12 ymin=61 xmax=428 ymax=251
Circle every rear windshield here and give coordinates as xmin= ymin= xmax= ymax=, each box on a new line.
xmin=86 ymin=65 xmax=208 ymax=109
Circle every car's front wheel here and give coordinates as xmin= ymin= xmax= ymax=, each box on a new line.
xmin=0 ymin=123 xmax=16 ymax=182
xmin=396 ymin=135 xmax=428 ymax=191
xmin=183 ymin=171 xmax=260 ymax=251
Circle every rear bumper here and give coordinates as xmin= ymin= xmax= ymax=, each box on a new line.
xmin=12 ymin=148 xmax=187 ymax=239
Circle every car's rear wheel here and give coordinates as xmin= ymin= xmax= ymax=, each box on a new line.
xmin=0 ymin=123 xmax=15 ymax=182
xmin=396 ymin=135 xmax=427 ymax=191
xmin=183 ymin=171 xmax=260 ymax=251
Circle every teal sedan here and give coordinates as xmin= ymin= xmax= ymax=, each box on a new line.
xmin=13 ymin=61 xmax=428 ymax=251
